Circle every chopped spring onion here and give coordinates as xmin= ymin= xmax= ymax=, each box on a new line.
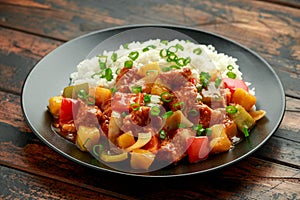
xmin=131 ymin=85 xmax=142 ymax=94
xmin=102 ymin=68 xmax=113 ymax=81
xmin=160 ymin=92 xmax=173 ymax=103
xmin=227 ymin=65 xmax=234 ymax=71
xmin=200 ymin=71 xmax=211 ymax=87
xmin=226 ymin=105 xmax=237 ymax=114
xmin=206 ymin=127 xmax=212 ymax=136
xmin=175 ymin=43 xmax=184 ymax=51
xmin=193 ymin=124 xmax=205 ymax=136
xmin=188 ymin=109 xmax=199 ymax=117
xmin=131 ymin=103 xmax=140 ymax=111
xmin=226 ymin=71 xmax=237 ymax=79
xmin=215 ymin=77 xmax=222 ymax=88
xmin=142 ymin=45 xmax=156 ymax=52
xmin=178 ymin=123 xmax=187 ymax=128
xmin=162 ymin=67 xmax=172 ymax=72
xmin=167 ymin=46 xmax=178 ymax=53
xmin=111 ymin=52 xmax=118 ymax=62
xmin=97 ymin=55 xmax=107 ymax=69
xmin=242 ymin=127 xmax=249 ymax=137
xmin=161 ymin=40 xmax=168 ymax=45
xmin=123 ymin=43 xmax=129 ymax=49
xmin=166 ymin=52 xmax=178 ymax=62
xmin=159 ymin=130 xmax=167 ymax=140
xmin=173 ymin=101 xmax=184 ymax=111
xmin=162 ymin=111 xmax=173 ymax=119
xmin=124 ymin=60 xmax=133 ymax=68
xmin=160 ymin=49 xmax=168 ymax=58
xmin=77 ymin=89 xmax=95 ymax=105
xmin=110 ymin=86 xmax=117 ymax=93
xmin=128 ymin=51 xmax=139 ymax=61
xmin=150 ymin=106 xmax=161 ymax=116
xmin=144 ymin=94 xmax=151 ymax=103
xmin=193 ymin=48 xmax=202 ymax=55
xmin=184 ymin=57 xmax=191 ymax=65
xmin=176 ymin=57 xmax=185 ymax=66
xmin=92 ymin=144 xmax=104 ymax=156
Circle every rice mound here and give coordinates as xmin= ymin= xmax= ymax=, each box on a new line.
xmin=70 ymin=39 xmax=243 ymax=89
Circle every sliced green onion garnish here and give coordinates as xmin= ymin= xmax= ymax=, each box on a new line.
xmin=124 ymin=60 xmax=133 ymax=68
xmin=77 ymin=89 xmax=95 ymax=105
xmin=175 ymin=44 xmax=184 ymax=51
xmin=131 ymin=85 xmax=142 ymax=94
xmin=97 ymin=55 xmax=107 ymax=69
xmin=167 ymin=46 xmax=178 ymax=53
xmin=150 ymin=106 xmax=161 ymax=116
xmin=184 ymin=57 xmax=191 ymax=65
xmin=122 ymin=112 xmax=127 ymax=118
xmin=176 ymin=57 xmax=185 ymax=66
xmin=115 ymin=68 xmax=121 ymax=75
xmin=160 ymin=49 xmax=168 ymax=58
xmin=128 ymin=51 xmax=139 ymax=61
xmin=161 ymin=40 xmax=168 ymax=45
xmin=162 ymin=67 xmax=172 ymax=72
xmin=167 ymin=52 xmax=177 ymax=62
xmin=226 ymin=105 xmax=237 ymax=114
xmin=131 ymin=103 xmax=140 ymax=111
xmin=188 ymin=109 xmax=199 ymax=117
xmin=123 ymin=43 xmax=129 ymax=49
xmin=159 ymin=130 xmax=167 ymax=140
xmin=111 ymin=52 xmax=118 ymax=62
xmin=178 ymin=123 xmax=187 ymax=128
xmin=242 ymin=127 xmax=249 ymax=137
xmin=226 ymin=71 xmax=237 ymax=79
xmin=143 ymin=45 xmax=156 ymax=52
xmin=160 ymin=92 xmax=173 ymax=103
xmin=144 ymin=94 xmax=151 ymax=103
xmin=215 ymin=77 xmax=222 ymax=88
xmin=173 ymin=101 xmax=184 ymax=111
xmin=200 ymin=71 xmax=211 ymax=87
xmin=193 ymin=48 xmax=202 ymax=55
xmin=206 ymin=127 xmax=212 ymax=136
xmin=93 ymin=144 xmax=104 ymax=156
xmin=170 ymin=65 xmax=180 ymax=69
xmin=193 ymin=124 xmax=205 ymax=136
xmin=110 ymin=86 xmax=117 ymax=93
xmin=227 ymin=65 xmax=234 ymax=71
xmin=162 ymin=111 xmax=173 ymax=119
xmin=103 ymin=68 xmax=113 ymax=81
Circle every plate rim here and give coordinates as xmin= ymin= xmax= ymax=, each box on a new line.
xmin=21 ymin=24 xmax=286 ymax=177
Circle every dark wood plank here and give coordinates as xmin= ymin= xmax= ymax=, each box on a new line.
xmin=0 ymin=27 xmax=61 ymax=94
xmin=0 ymin=165 xmax=123 ymax=200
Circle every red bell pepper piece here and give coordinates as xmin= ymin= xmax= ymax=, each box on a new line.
xmin=222 ymin=78 xmax=248 ymax=94
xmin=59 ymin=98 xmax=78 ymax=124
xmin=186 ymin=136 xmax=210 ymax=163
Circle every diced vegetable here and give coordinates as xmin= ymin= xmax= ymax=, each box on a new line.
xmin=100 ymin=151 xmax=128 ymax=162
xmin=116 ymin=131 xmax=136 ymax=149
xmin=186 ymin=136 xmax=210 ymax=163
xmin=223 ymin=119 xmax=238 ymax=139
xmin=151 ymin=83 xmax=169 ymax=96
xmin=130 ymin=149 xmax=155 ymax=170
xmin=94 ymin=86 xmax=112 ymax=108
xmin=249 ymin=110 xmax=266 ymax=121
xmin=126 ymin=132 xmax=152 ymax=152
xmin=231 ymin=88 xmax=256 ymax=111
xmin=138 ymin=62 xmax=160 ymax=77
xmin=48 ymin=96 xmax=63 ymax=118
xmin=59 ymin=98 xmax=78 ymax=124
xmin=76 ymin=125 xmax=100 ymax=151
xmin=62 ymin=83 xmax=89 ymax=98
xmin=228 ymin=104 xmax=255 ymax=131
xmin=108 ymin=115 xmax=122 ymax=143
xmin=209 ymin=134 xmax=232 ymax=154
xmin=163 ymin=110 xmax=193 ymax=132
xmin=222 ymin=78 xmax=248 ymax=94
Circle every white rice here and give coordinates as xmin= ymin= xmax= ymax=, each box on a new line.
xmin=70 ymin=39 xmax=244 ymax=89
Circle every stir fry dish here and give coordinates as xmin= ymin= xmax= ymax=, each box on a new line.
xmin=47 ymin=39 xmax=266 ymax=172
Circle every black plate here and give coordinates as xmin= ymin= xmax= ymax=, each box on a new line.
xmin=21 ymin=24 xmax=285 ymax=177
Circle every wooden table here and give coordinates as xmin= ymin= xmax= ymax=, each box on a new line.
xmin=0 ymin=0 xmax=299 ymax=199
